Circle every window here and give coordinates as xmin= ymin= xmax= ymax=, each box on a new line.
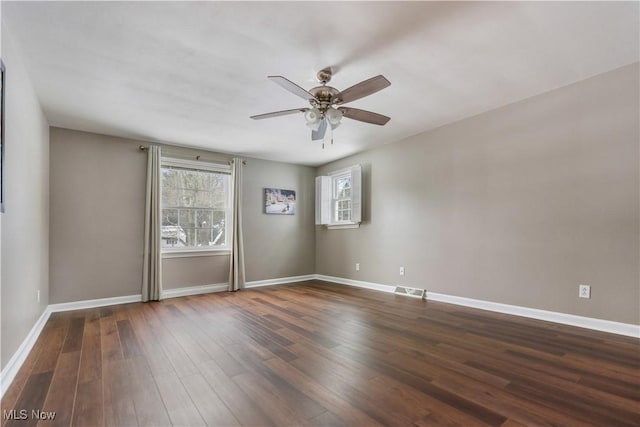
xmin=316 ymin=165 xmax=362 ymax=228
xmin=334 ymin=172 xmax=352 ymax=222
xmin=161 ymin=157 xmax=231 ymax=252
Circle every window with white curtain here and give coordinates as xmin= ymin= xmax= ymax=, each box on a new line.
xmin=316 ymin=164 xmax=362 ymax=228
xmin=161 ymin=157 xmax=231 ymax=252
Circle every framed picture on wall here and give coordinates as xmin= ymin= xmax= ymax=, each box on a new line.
xmin=264 ymin=188 xmax=296 ymax=215
xmin=1 ymin=59 xmax=5 ymax=213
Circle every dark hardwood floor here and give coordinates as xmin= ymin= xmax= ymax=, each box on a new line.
xmin=2 ymin=280 xmax=639 ymax=426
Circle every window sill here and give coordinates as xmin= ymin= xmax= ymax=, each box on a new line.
xmin=326 ymin=223 xmax=360 ymax=230
xmin=162 ymin=249 xmax=231 ymax=259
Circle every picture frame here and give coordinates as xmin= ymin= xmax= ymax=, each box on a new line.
xmin=1 ymin=59 xmax=5 ymax=213
xmin=264 ymin=188 xmax=296 ymax=215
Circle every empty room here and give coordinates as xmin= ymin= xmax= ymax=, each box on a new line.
xmin=0 ymin=1 xmax=638 ymax=426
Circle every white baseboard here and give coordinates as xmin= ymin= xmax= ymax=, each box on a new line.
xmin=161 ymin=283 xmax=228 ymax=299
xmin=425 ymin=291 xmax=640 ymax=338
xmin=315 ymin=274 xmax=395 ymax=293
xmin=244 ymin=274 xmax=316 ymax=288
xmin=0 ymin=308 xmax=51 ymax=399
xmin=48 ymin=294 xmax=142 ymax=313
xmin=316 ymin=275 xmax=640 ymax=338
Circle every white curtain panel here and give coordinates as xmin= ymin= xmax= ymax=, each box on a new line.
xmin=142 ymin=145 xmax=162 ymax=301
xmin=229 ymin=158 xmax=246 ymax=291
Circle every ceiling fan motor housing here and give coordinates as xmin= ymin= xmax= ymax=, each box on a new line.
xmin=309 ymin=86 xmax=339 ymax=114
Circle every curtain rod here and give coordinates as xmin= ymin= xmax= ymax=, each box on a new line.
xmin=138 ymin=145 xmax=246 ymax=165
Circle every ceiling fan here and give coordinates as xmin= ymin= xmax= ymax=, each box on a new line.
xmin=250 ymin=68 xmax=391 ymax=146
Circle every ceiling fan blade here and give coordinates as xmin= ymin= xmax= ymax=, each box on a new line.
xmin=312 ymin=118 xmax=328 ymax=141
xmin=268 ymin=76 xmax=315 ymax=101
xmin=332 ymin=75 xmax=390 ymax=105
xmin=340 ymin=107 xmax=390 ymax=125
xmin=250 ymin=108 xmax=307 ymax=120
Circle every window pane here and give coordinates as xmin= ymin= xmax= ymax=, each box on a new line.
xmin=334 ymin=198 xmax=352 ymax=222
xmin=162 ymin=187 xmax=180 ymax=206
xmin=184 ymin=228 xmax=197 ymax=247
xmin=211 ymin=175 xmax=229 ymax=208
xmin=162 ymin=171 xmax=179 ymax=206
xmin=211 ymin=210 xmax=225 ymax=246
xmin=338 ymin=200 xmax=351 ymax=211
xmin=162 ymin=209 xmax=178 ymax=226
xmin=197 ymin=228 xmax=213 ymax=247
xmin=195 ymin=190 xmax=213 ymax=208
xmin=197 ymin=210 xmax=212 ymax=227
xmin=162 ymin=165 xmax=229 ymax=249
xmin=336 ymin=176 xmax=351 ymax=198
xmin=161 ymin=225 xmax=186 ymax=248
xmin=179 ymin=209 xmax=197 ymax=229
xmin=180 ymin=189 xmax=197 ymax=207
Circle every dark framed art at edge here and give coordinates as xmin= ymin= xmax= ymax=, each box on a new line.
xmin=1 ymin=59 xmax=5 ymax=213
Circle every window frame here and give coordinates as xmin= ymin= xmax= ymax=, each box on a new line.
xmin=161 ymin=157 xmax=232 ymax=255
xmin=316 ymin=164 xmax=362 ymax=229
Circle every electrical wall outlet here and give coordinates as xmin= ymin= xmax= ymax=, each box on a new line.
xmin=355 ymin=263 xmax=360 ymax=271
xmin=579 ymin=284 xmax=591 ymax=299
xmin=399 ymin=266 xmax=405 ymax=276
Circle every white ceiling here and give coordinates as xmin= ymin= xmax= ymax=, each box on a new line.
xmin=3 ymin=1 xmax=638 ymax=166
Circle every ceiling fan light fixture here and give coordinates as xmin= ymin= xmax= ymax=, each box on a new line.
xmin=304 ymin=108 xmax=322 ymax=130
xmin=326 ymin=107 xmax=343 ymax=127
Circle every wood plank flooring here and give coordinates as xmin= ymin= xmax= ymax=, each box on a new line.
xmin=2 ymin=280 xmax=639 ymax=426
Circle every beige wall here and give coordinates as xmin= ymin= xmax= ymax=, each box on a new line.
xmin=50 ymin=129 xmax=147 ymax=303
xmin=163 ymin=255 xmax=229 ymax=289
xmin=316 ymin=63 xmax=639 ymax=325
xmin=1 ymin=29 xmax=50 ymax=369
xmin=243 ymin=158 xmax=316 ymax=281
xmin=49 ymin=129 xmax=317 ymax=301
